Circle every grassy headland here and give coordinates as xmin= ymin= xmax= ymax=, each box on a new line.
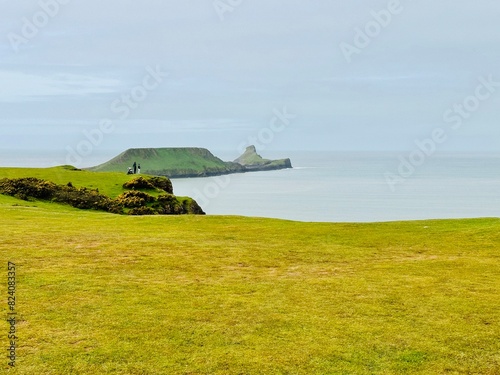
xmin=86 ymin=146 xmax=292 ymax=178
xmin=87 ymin=148 xmax=246 ymax=178
xmin=0 ymin=167 xmax=499 ymax=374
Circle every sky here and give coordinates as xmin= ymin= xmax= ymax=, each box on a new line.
xmin=1 ymin=0 xmax=500 ymax=166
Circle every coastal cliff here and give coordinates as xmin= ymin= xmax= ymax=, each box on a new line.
xmin=234 ymin=146 xmax=292 ymax=171
xmin=87 ymin=146 xmax=292 ymax=178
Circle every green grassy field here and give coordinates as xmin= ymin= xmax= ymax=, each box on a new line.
xmin=1 ymin=168 xmax=499 ymax=374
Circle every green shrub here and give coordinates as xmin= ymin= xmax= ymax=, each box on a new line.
xmin=0 ymin=177 xmax=202 ymax=216
xmin=0 ymin=177 xmax=56 ymax=200
xmin=128 ymin=206 xmax=156 ymax=215
xmin=122 ymin=176 xmax=173 ymax=194
xmin=122 ymin=177 xmax=156 ymax=190
xmin=116 ymin=190 xmax=155 ymax=208
xmin=147 ymin=176 xmax=173 ymax=194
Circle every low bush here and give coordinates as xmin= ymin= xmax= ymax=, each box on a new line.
xmin=122 ymin=177 xmax=156 ymax=190
xmin=122 ymin=176 xmax=173 ymax=194
xmin=0 ymin=178 xmax=122 ymax=214
xmin=116 ymin=190 xmax=155 ymax=208
xmin=147 ymin=176 xmax=173 ymax=193
xmin=128 ymin=206 xmax=157 ymax=215
xmin=0 ymin=177 xmax=204 ymax=216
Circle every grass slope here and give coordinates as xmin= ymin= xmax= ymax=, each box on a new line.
xmin=0 ymin=166 xmax=202 ymax=215
xmin=0 ymin=166 xmax=141 ymax=198
xmin=0 ymin=168 xmax=499 ymax=374
xmin=87 ymin=148 xmax=244 ymax=177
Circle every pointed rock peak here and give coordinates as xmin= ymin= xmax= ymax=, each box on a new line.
xmin=234 ymin=145 xmax=266 ymax=165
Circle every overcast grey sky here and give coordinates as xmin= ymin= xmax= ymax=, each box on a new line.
xmin=1 ymin=0 xmax=500 ymax=165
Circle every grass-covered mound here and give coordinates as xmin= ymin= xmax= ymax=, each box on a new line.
xmin=0 ymin=168 xmax=204 ymax=215
xmin=87 ymin=148 xmax=246 ymax=177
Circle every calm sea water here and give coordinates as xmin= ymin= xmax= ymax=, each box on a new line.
xmin=2 ymin=150 xmax=499 ymax=222
xmin=171 ymin=152 xmax=500 ymax=222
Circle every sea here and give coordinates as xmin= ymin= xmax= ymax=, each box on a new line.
xmin=1 ymin=150 xmax=499 ymax=223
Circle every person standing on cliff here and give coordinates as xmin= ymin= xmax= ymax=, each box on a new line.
xmin=133 ymin=161 xmax=137 ymax=174
xmin=138 ymin=164 xmax=141 ymax=174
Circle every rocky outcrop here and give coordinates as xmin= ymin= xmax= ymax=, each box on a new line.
xmin=234 ymin=146 xmax=292 ymax=171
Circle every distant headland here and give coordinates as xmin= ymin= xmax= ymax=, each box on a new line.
xmin=86 ymin=146 xmax=292 ymax=178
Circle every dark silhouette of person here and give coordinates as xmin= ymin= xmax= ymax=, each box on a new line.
xmin=133 ymin=162 xmax=137 ymax=174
